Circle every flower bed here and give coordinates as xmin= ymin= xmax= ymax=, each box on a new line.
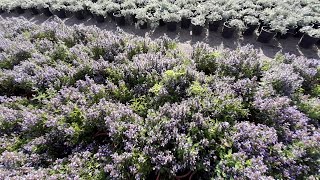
xmin=0 ymin=0 xmax=320 ymax=47
xmin=0 ymin=17 xmax=320 ymax=179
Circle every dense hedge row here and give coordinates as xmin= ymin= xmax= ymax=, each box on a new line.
xmin=0 ymin=17 xmax=320 ymax=179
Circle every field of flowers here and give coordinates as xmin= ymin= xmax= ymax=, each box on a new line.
xmin=0 ymin=17 xmax=319 ymax=179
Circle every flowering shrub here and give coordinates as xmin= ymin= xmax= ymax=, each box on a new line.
xmin=0 ymin=17 xmax=319 ymax=179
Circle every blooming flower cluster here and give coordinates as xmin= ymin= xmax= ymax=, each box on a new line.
xmin=0 ymin=17 xmax=319 ymax=179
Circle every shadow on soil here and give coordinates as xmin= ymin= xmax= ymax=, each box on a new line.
xmin=1 ymin=12 xmax=319 ymax=59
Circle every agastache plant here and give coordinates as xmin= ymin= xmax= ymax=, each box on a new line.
xmin=0 ymin=17 xmax=319 ymax=179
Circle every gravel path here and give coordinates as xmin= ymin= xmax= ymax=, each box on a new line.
xmin=1 ymin=11 xmax=319 ymax=60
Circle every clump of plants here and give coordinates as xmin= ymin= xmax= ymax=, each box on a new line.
xmin=0 ymin=17 xmax=320 ymax=180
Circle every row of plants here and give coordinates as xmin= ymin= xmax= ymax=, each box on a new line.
xmin=0 ymin=0 xmax=320 ymax=47
xmin=1 ymin=17 xmax=320 ymax=179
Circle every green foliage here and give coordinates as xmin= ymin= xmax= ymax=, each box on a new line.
xmin=32 ymin=89 xmax=56 ymax=104
xmin=312 ymin=85 xmax=320 ymax=97
xmin=51 ymin=43 xmax=75 ymax=63
xmin=195 ymin=51 xmax=220 ymax=74
xmin=113 ymin=81 xmax=133 ymax=103
xmin=6 ymin=137 xmax=29 ymax=152
xmin=0 ymin=58 xmax=14 ymax=69
xmin=215 ymin=149 xmax=252 ymax=179
xmin=131 ymin=151 xmax=152 ymax=178
xmin=48 ymin=153 xmax=106 ymax=179
xmin=163 ymin=69 xmax=185 ymax=81
xmin=0 ymin=51 xmax=32 ymax=69
xmin=127 ymin=41 xmax=149 ymax=59
xmin=67 ymin=105 xmax=85 ymax=125
xmin=187 ymin=81 xmax=208 ymax=97
xmin=164 ymin=41 xmax=177 ymax=50
xmin=32 ymin=30 xmax=56 ymax=41
xmin=299 ymin=97 xmax=320 ymax=121
xmin=63 ymin=38 xmax=76 ymax=48
xmin=149 ymin=83 xmax=163 ymax=95
xmin=106 ymin=67 xmax=124 ymax=83
xmin=261 ymin=60 xmax=272 ymax=71
xmin=274 ymin=53 xmax=285 ymax=63
xmin=0 ymin=115 xmax=20 ymax=135
xmin=130 ymin=96 xmax=150 ymax=117
xmin=71 ymin=65 xmax=94 ymax=84
xmin=92 ymin=46 xmax=106 ymax=60
xmin=149 ymin=68 xmax=190 ymax=104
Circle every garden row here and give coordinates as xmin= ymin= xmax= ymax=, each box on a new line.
xmin=0 ymin=0 xmax=320 ymax=48
xmin=1 ymin=17 xmax=320 ymax=179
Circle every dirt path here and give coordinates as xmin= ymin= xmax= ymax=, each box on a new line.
xmin=1 ymin=12 xmax=319 ymax=60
